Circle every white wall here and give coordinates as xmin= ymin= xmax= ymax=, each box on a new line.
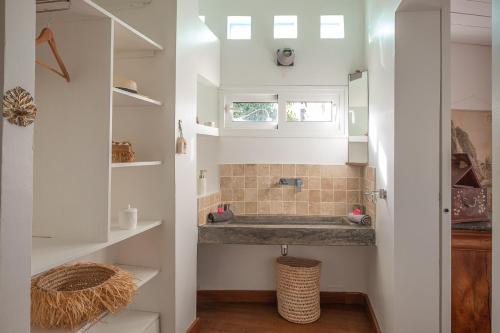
xmin=0 ymin=0 xmax=35 ymax=331
xmin=197 ymin=78 xmax=219 ymax=126
xmin=365 ymin=0 xmax=397 ymax=331
xmin=393 ymin=9 xmax=442 ymax=332
xmin=196 ymin=78 xmax=221 ymax=195
xmin=365 ymin=2 xmax=448 ymax=332
xmin=197 ymin=135 xmax=220 ymax=194
xmin=198 ymin=244 xmax=370 ymax=292
xmin=200 ymin=0 xmax=366 ymax=86
xmin=451 ymin=43 xmax=492 ymax=110
xmin=200 ymin=0 xmax=366 ymax=164
xmin=176 ymin=2 xmax=220 ymax=332
xmin=218 ymin=137 xmax=347 ymax=164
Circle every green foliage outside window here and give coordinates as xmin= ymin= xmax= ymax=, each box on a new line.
xmin=232 ymin=102 xmax=278 ymax=122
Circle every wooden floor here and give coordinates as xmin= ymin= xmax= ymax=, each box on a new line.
xmin=197 ymin=302 xmax=376 ymax=333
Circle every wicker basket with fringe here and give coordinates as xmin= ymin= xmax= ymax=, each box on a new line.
xmin=276 ymin=256 xmax=322 ymax=324
xmin=31 ymin=263 xmax=136 ymax=330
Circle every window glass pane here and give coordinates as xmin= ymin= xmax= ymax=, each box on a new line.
xmin=227 ymin=16 xmax=252 ymax=40
xmin=286 ymin=101 xmax=335 ymax=122
xmin=274 ymin=15 xmax=297 ymax=39
xmin=320 ymin=15 xmax=344 ymax=39
xmin=231 ymin=102 xmax=278 ymax=122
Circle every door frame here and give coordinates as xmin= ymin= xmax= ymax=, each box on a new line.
xmin=440 ymin=2 xmax=452 ymax=332
xmin=491 ymin=1 xmax=500 ymax=332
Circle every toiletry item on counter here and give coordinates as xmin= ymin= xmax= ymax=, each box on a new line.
xmin=198 ymin=169 xmax=207 ymax=195
xmin=204 ymin=121 xmax=216 ymax=127
xmin=351 ymin=204 xmax=365 ymax=215
xmin=347 ymin=213 xmax=371 ymax=225
xmin=207 ymin=204 xmax=234 ymax=223
xmin=119 ymin=204 xmax=138 ymax=230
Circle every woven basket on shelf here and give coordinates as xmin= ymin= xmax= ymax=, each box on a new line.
xmin=276 ymin=256 xmax=322 ymax=324
xmin=112 ymin=141 xmax=135 ymax=163
xmin=31 ymin=263 xmax=136 ymax=330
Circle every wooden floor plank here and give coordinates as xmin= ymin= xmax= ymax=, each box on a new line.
xmin=197 ymin=302 xmax=376 ymax=333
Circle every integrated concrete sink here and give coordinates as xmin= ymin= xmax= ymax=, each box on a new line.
xmin=198 ymin=215 xmax=375 ymax=246
xmin=227 ymin=215 xmax=349 ymax=226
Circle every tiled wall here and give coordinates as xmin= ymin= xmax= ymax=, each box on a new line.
xmin=219 ymin=164 xmax=367 ymax=216
xmin=197 ymin=192 xmax=221 ymax=225
xmin=362 ymin=166 xmax=376 ymax=220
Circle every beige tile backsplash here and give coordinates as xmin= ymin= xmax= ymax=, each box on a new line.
xmin=219 ymin=164 xmax=374 ymax=217
xmin=362 ymin=166 xmax=376 ymax=221
xmin=197 ymin=165 xmax=377 ymax=225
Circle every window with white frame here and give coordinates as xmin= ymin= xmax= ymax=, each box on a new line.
xmin=224 ymin=93 xmax=278 ymax=129
xmin=227 ymin=16 xmax=252 ymax=40
xmin=274 ymin=15 xmax=298 ymax=39
xmin=320 ymin=15 xmax=344 ymax=39
xmin=222 ymin=88 xmax=346 ymax=136
xmin=286 ymin=101 xmax=335 ymax=122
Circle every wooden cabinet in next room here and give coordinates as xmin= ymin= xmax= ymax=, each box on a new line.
xmin=452 ymin=229 xmax=491 ymax=333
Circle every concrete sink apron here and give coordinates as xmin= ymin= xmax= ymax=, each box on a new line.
xmin=198 ymin=215 xmax=375 ymax=246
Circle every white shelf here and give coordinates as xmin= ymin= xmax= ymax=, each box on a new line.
xmin=113 ymin=19 xmax=163 ymax=53
xmin=38 ymin=1 xmax=163 ymax=53
xmin=88 ymin=310 xmax=159 ymax=333
xmin=112 ymin=161 xmax=162 ymax=168
xmin=113 ymin=88 xmax=162 ymax=107
xmin=108 ymin=221 xmax=162 ymax=244
xmin=116 ymin=265 xmax=160 ymax=288
xmin=32 ymin=221 xmax=162 ymax=276
xmin=348 ymin=136 xmax=368 ymax=143
xmin=196 ymin=124 xmax=219 ymax=137
xmin=32 ymin=310 xmax=159 ymax=333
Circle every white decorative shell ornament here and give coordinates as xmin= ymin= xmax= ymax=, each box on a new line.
xmin=3 ymin=86 xmax=37 ymax=127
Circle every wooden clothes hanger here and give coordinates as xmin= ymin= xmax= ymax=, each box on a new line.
xmin=36 ymin=27 xmax=70 ymax=82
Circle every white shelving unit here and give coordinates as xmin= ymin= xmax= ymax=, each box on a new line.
xmin=32 ymin=221 xmax=162 ymax=276
xmin=113 ymin=88 xmax=162 ymax=107
xmin=32 ymin=310 xmax=160 ymax=333
xmin=87 ymin=310 xmax=160 ymax=333
xmin=113 ymin=20 xmax=163 ymax=53
xmin=348 ymin=135 xmax=369 ymax=143
xmin=195 ymin=124 xmax=219 ymax=137
xmin=112 ymin=161 xmax=162 ymax=168
xmin=33 ymin=0 xmax=173 ymax=331
xmin=116 ymin=264 xmax=160 ymax=288
xmin=54 ymin=0 xmax=163 ymax=52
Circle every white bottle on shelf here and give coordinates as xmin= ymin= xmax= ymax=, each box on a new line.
xmin=198 ymin=169 xmax=207 ymax=196
xmin=119 ymin=204 xmax=138 ymax=230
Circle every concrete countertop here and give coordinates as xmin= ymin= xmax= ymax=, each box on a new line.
xmin=198 ymin=215 xmax=376 ymax=246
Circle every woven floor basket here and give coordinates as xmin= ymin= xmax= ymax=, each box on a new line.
xmin=31 ymin=263 xmax=136 ymax=330
xmin=276 ymin=256 xmax=322 ymax=324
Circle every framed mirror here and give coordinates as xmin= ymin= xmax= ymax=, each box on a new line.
xmin=347 ymin=70 xmax=368 ymax=164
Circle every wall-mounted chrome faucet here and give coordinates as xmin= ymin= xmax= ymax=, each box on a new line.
xmin=363 ymin=189 xmax=387 ymax=202
xmin=278 ymin=178 xmax=303 ymax=192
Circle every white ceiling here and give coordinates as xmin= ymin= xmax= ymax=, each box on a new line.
xmin=451 ymin=0 xmax=492 ymax=45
